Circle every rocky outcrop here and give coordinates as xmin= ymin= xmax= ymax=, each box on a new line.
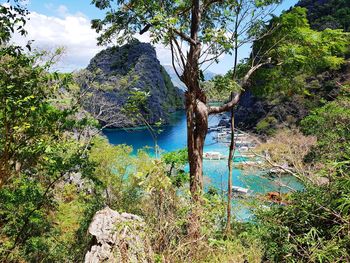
xmin=81 ymin=40 xmax=183 ymax=128
xmin=85 ymin=207 xmax=153 ymax=263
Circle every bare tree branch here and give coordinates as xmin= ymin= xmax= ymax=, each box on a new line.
xmin=173 ymin=29 xmax=197 ymax=45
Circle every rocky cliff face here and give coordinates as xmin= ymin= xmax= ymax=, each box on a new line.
xmin=297 ymin=0 xmax=350 ymax=31
xmin=81 ymin=40 xmax=183 ymax=128
xmin=236 ymin=61 xmax=350 ymax=135
xmin=236 ymin=0 xmax=350 ymax=135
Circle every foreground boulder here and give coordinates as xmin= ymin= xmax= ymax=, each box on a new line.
xmin=84 ymin=207 xmax=153 ymax=263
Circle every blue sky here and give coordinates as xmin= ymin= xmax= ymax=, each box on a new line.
xmin=9 ymin=0 xmax=298 ymax=74
xmin=26 ymin=0 xmax=106 ymax=19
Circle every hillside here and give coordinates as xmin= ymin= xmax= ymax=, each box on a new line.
xmin=297 ymin=0 xmax=350 ymax=31
xmin=235 ymin=1 xmax=350 ymax=134
xmin=2 ymin=0 xmax=350 ymax=262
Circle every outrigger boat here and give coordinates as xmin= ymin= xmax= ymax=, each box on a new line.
xmin=232 ymin=186 xmax=250 ymax=195
xmin=203 ymin=151 xmax=226 ymax=160
xmin=208 ymin=125 xmax=226 ymax=132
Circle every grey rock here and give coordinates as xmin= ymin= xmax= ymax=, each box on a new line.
xmin=85 ymin=207 xmax=153 ymax=263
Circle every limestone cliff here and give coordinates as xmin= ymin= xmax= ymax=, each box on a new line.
xmin=81 ymin=40 xmax=183 ymax=128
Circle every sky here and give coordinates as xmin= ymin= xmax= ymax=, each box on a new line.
xmin=8 ymin=0 xmax=298 ymax=74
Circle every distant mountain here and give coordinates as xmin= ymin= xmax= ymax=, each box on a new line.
xmin=203 ymin=71 xmax=217 ymax=81
xmin=163 ymin=65 xmax=217 ymax=90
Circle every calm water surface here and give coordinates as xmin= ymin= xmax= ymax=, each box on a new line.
xmin=103 ymin=111 xmax=303 ymax=220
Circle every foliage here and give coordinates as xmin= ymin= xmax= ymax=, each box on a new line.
xmin=255 ymin=116 xmax=278 ymax=135
xmin=255 ymin=128 xmax=316 ymax=177
xmin=0 ymin=61 xmax=99 ymax=261
xmin=91 ymin=0 xmax=281 ymax=84
xmin=202 ymin=71 xmax=241 ymax=102
xmin=0 ymin=18 xmax=102 ymax=260
xmin=162 ymin=148 xmax=189 ymax=187
xmin=88 ymin=136 xmax=144 ymax=213
xmin=0 ymin=0 xmax=28 ymax=45
xmin=301 ymin=85 xmax=350 ymax=168
xmin=254 ymin=175 xmax=350 ymax=262
xmin=0 ymin=48 xmax=77 ymax=185
xmin=241 ymin=86 xmax=350 ymax=262
xmin=2 ymin=0 xmax=350 ymax=262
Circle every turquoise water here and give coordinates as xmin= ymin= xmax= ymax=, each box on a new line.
xmin=103 ymin=111 xmax=303 ymax=220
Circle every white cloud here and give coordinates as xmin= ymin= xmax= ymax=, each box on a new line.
xmin=10 ymin=6 xmax=173 ymax=72
xmin=11 ymin=10 xmax=102 ymax=72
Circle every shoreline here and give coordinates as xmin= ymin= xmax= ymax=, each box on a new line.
xmin=102 ymin=104 xmax=226 ymax=132
xmin=103 ymin=110 xmax=186 ymax=132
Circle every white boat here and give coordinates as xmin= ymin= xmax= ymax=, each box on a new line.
xmin=236 ymin=139 xmax=253 ymax=144
xmin=232 ymin=186 xmax=249 ymax=194
xmin=214 ymin=132 xmax=230 ymax=142
xmin=204 ymin=151 xmax=226 ymax=160
xmin=208 ymin=125 xmax=226 ymax=132
xmin=221 ymin=128 xmax=231 ymax=133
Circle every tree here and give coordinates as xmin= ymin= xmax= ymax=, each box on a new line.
xmin=197 ymin=0 xmax=281 ymax=234
xmin=0 ymin=0 xmax=28 ymax=45
xmin=91 ymin=0 xmax=280 ymax=236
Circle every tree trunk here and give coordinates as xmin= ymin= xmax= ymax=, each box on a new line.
xmin=226 ymin=9 xmax=239 ymax=235
xmin=225 ymin=107 xmax=235 ymax=235
xmin=184 ymin=82 xmax=208 ymax=238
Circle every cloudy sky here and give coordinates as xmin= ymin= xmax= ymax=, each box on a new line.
xmin=8 ymin=0 xmax=297 ymax=74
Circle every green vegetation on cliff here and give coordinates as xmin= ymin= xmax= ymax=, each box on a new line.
xmin=298 ymin=0 xmax=350 ymax=31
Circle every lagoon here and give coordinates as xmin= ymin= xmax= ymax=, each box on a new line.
xmin=103 ymin=111 xmax=303 ymax=220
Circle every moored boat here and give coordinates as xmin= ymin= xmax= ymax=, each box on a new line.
xmin=232 ymin=186 xmax=250 ymax=194
xmin=203 ymin=151 xmax=226 ymax=160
